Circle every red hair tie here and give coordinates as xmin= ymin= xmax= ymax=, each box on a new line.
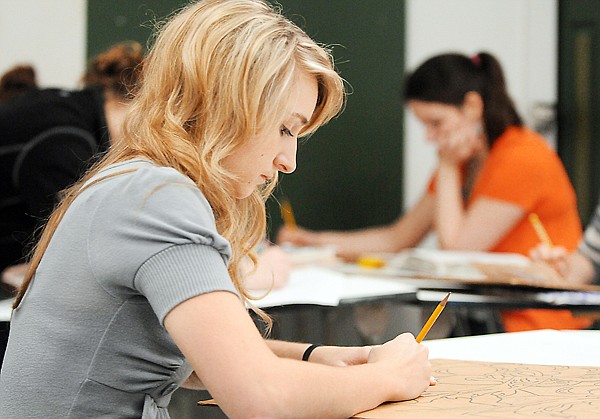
xmin=471 ymin=54 xmax=481 ymax=67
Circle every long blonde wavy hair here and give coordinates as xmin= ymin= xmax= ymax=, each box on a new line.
xmin=14 ymin=0 xmax=345 ymax=325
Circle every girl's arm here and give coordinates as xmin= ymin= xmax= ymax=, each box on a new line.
xmin=435 ymin=160 xmax=523 ymax=250
xmin=530 ymin=244 xmax=596 ymax=285
xmin=266 ymin=340 xmax=371 ymax=366
xmin=165 ymin=291 xmax=432 ymax=419
xmin=277 ymin=192 xmax=435 ymax=261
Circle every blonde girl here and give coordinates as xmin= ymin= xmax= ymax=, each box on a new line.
xmin=0 ymin=1 xmax=432 ymax=418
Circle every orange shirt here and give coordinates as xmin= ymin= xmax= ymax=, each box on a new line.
xmin=429 ymin=126 xmax=590 ymax=331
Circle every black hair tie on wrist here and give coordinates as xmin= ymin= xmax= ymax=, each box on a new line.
xmin=302 ymin=344 xmax=322 ymax=361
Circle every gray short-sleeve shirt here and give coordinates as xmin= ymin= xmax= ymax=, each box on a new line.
xmin=0 ymin=159 xmax=239 ymax=418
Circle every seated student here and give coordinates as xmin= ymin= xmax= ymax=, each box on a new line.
xmin=278 ymin=52 xmax=589 ymax=333
xmin=0 ymin=64 xmax=38 ymax=103
xmin=0 ymin=41 xmax=144 ymax=368
xmin=0 ymin=42 xmax=144 ymax=276
xmin=0 ymin=1 xmax=433 ymax=418
xmin=531 ymin=200 xmax=600 ymax=285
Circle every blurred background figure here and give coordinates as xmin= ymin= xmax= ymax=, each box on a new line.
xmin=278 ymin=51 xmax=588 ymax=334
xmin=531 ymin=199 xmax=600 ymax=286
xmin=0 ymin=41 xmax=144 ymax=278
xmin=0 ymin=42 xmax=143 ymax=365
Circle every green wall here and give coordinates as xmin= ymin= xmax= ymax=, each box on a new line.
xmin=87 ymin=0 xmax=187 ymax=57
xmin=558 ymin=0 xmax=600 ymax=224
xmin=87 ymin=0 xmax=406 ymax=239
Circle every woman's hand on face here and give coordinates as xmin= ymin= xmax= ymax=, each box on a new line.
xmin=437 ymin=122 xmax=482 ymax=165
xmin=368 ymin=333 xmax=433 ymax=401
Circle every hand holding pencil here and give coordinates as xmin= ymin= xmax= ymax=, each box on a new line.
xmin=202 ymin=329 xmax=436 ymax=409
xmin=527 ymin=213 xmax=568 ymax=280
xmin=529 ymin=243 xmax=569 ymax=279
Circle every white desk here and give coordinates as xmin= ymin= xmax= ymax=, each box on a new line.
xmin=423 ymin=329 xmax=600 ymax=366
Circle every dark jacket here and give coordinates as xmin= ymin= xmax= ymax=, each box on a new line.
xmin=0 ymin=87 xmax=110 ymax=274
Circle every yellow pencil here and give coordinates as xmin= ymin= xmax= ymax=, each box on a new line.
xmin=416 ymin=292 xmax=451 ymax=343
xmin=280 ymin=198 xmax=297 ymax=229
xmin=528 ymin=213 xmax=553 ymax=246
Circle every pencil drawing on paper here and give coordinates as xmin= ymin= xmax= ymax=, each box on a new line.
xmin=354 ymin=359 xmax=600 ymax=419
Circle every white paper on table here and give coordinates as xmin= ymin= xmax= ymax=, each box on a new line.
xmin=0 ymin=298 xmax=13 ymax=322
xmin=424 ymin=329 xmax=600 ymax=367
xmin=403 ymin=248 xmax=530 ymax=266
xmin=251 ymin=267 xmax=345 ymax=308
xmin=340 ymin=275 xmax=417 ymax=301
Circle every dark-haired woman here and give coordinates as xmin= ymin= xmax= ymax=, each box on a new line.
xmin=278 ymin=52 xmax=589 ymax=332
xmin=0 ymin=43 xmax=144 ymax=367
xmin=0 ymin=42 xmax=143 ymax=274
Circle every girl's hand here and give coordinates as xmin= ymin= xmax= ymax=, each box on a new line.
xmin=368 ymin=333 xmax=433 ymax=401
xmin=276 ymin=225 xmax=319 ymax=247
xmin=529 ymin=243 xmax=569 ymax=277
xmin=244 ymin=245 xmax=291 ymax=290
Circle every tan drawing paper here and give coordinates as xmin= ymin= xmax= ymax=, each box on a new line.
xmin=354 ymin=358 xmax=600 ymax=419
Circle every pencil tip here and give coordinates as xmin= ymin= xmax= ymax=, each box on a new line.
xmin=441 ymin=292 xmax=451 ymax=306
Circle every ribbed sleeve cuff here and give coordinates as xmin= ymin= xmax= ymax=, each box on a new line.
xmin=135 ymin=243 xmax=239 ymax=324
